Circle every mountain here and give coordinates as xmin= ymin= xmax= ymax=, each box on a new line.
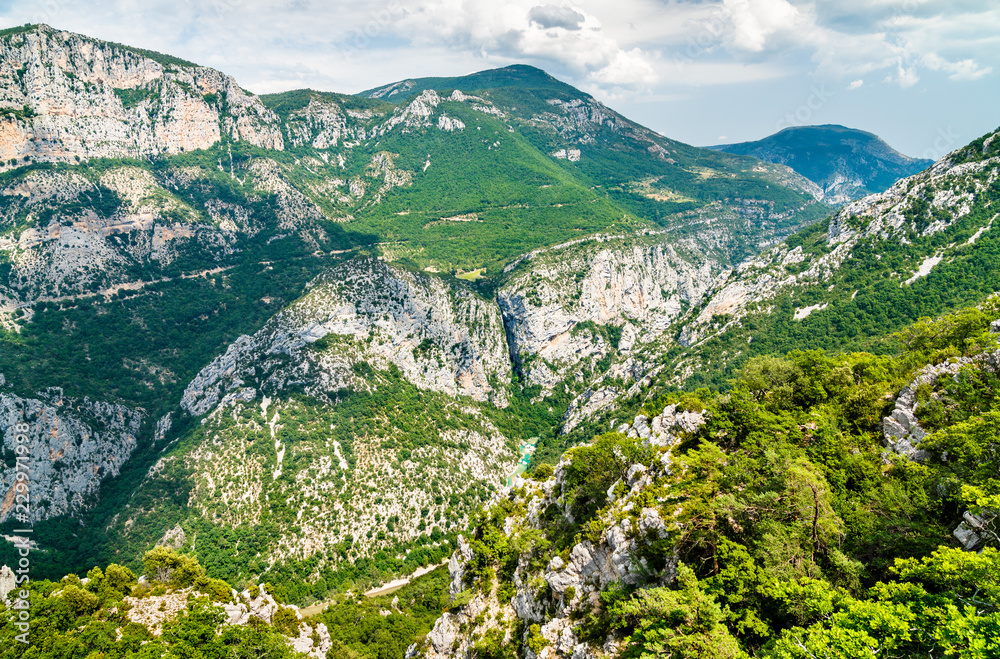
xmin=709 ymin=124 xmax=933 ymax=204
xmin=540 ymin=122 xmax=1000 ymax=457
xmin=0 ymin=24 xmax=827 ymax=589
xmin=0 ymin=23 xmax=999 ymax=632
xmin=0 ymin=21 xmax=999 ymax=659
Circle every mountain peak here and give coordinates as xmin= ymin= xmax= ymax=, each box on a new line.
xmin=358 ymin=63 xmax=586 ymax=101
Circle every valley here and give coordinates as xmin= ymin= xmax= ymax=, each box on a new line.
xmin=0 ymin=21 xmax=998 ymax=659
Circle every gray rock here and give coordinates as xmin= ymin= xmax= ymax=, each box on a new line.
xmin=448 ymin=535 xmax=474 ymax=596
xmin=426 ymin=613 xmax=460 ymax=653
xmin=0 ymin=565 xmax=15 ymax=601
xmin=953 ymin=510 xmax=995 ymax=550
xmin=497 ymin=236 xmax=720 ymax=394
xmin=157 ymin=524 xmax=186 ymax=550
xmin=0 ymin=393 xmax=143 ymax=523
xmin=181 ymin=258 xmax=511 ymax=417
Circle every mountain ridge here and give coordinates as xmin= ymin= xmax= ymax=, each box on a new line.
xmin=709 ymin=124 xmax=933 ymax=204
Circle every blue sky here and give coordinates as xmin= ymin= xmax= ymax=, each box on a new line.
xmin=3 ymin=0 xmax=997 ymax=156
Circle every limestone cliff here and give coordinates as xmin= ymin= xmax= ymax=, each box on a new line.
xmin=0 ymin=25 xmax=282 ymax=170
xmin=0 ymin=389 xmax=143 ymax=523
xmin=181 ymin=257 xmax=511 ymax=415
xmin=498 ymin=233 xmax=722 ymax=392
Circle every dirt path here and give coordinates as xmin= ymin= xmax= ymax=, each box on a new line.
xmin=0 ymin=265 xmax=236 ymax=314
xmin=298 ymin=561 xmax=448 ymax=618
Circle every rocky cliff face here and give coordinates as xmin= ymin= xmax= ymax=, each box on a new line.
xmin=0 ymin=389 xmax=143 ymax=523
xmin=498 ymin=233 xmax=722 ymax=391
xmin=0 ymin=154 xmax=340 ymax=318
xmin=0 ymin=25 xmax=281 ymax=170
xmin=181 ymin=257 xmax=511 ymax=415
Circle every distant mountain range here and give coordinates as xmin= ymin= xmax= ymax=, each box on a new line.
xmin=709 ymin=124 xmax=933 ymax=204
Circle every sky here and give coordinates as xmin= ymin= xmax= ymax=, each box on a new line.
xmin=3 ymin=0 xmax=998 ymax=157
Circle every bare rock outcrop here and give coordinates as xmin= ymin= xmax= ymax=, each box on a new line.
xmin=498 ymin=233 xmax=721 ymax=391
xmin=0 ymin=392 xmax=143 ymax=523
xmin=181 ymin=257 xmax=510 ymax=416
xmin=0 ymin=25 xmax=282 ymax=171
xmin=678 ymin=132 xmax=1000 ymax=347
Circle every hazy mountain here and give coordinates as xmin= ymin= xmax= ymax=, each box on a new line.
xmin=710 ymin=124 xmax=933 ymax=204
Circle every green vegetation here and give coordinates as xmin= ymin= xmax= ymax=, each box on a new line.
xmin=0 ymin=549 xmax=297 ymax=659
xmin=1 ymin=38 xmax=999 ymax=658
xmin=106 ymin=41 xmax=200 ymax=68
xmin=311 ymin=566 xmax=454 ymax=658
xmin=462 ymin=300 xmax=1000 ymax=657
xmin=112 ymin=85 xmax=159 ymax=109
xmin=0 ymin=547 xmax=452 ymax=659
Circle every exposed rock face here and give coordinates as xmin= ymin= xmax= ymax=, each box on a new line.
xmin=127 ymin=582 xmax=311 ymax=649
xmin=883 ymin=348 xmax=1000 ymax=462
xmin=953 ymin=510 xmax=995 ymax=551
xmin=0 ymin=157 xmax=333 ymax=309
xmin=0 ymin=392 xmax=143 ymax=523
xmin=0 ymin=565 xmax=14 ymax=601
xmin=0 ymin=25 xmax=282 ymax=171
xmin=290 ymin=621 xmax=332 ymax=659
xmin=880 ymin=346 xmax=1000 ymax=551
xmin=181 ymin=257 xmax=511 ymax=414
xmin=157 ymin=524 xmax=187 ymax=550
xmin=882 ymin=386 xmax=928 ymax=460
xmin=498 ymin=234 xmax=721 ymax=390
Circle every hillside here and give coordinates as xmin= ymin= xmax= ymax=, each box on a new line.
xmin=710 ymin=125 xmax=933 ymax=204
xmin=4 ymin=298 xmax=999 ymax=658
xmin=533 ymin=122 xmax=1000 ymax=463
xmin=0 ymin=24 xmax=999 ymax=657
xmin=0 ymin=25 xmax=830 ymax=592
xmin=410 ymin=299 xmax=1000 ymax=658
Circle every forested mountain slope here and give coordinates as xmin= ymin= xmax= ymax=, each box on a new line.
xmin=412 ymin=299 xmax=1000 ymax=658
xmin=4 ymin=298 xmax=999 ymax=658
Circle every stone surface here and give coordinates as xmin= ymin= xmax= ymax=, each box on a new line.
xmin=498 ymin=233 xmax=721 ymax=392
xmin=0 ymin=25 xmax=283 ymax=171
xmin=181 ymin=256 xmax=511 ymax=415
xmin=0 ymin=565 xmax=14 ymax=601
xmin=0 ymin=392 xmax=143 ymax=523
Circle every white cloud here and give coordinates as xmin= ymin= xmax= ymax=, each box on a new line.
xmin=527 ymin=5 xmax=586 ymax=31
xmin=923 ymin=52 xmax=992 ymax=81
xmin=589 ymin=47 xmax=658 ymax=85
xmin=884 ymin=59 xmax=920 ymax=88
xmin=392 ymin=1 xmax=659 ymax=86
xmin=847 ymin=79 xmax=863 ymax=89
xmin=721 ymin=0 xmax=802 ymax=53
